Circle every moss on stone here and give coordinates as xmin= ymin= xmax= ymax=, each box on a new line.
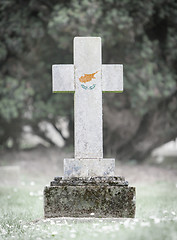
xmin=44 ymin=180 xmax=136 ymax=218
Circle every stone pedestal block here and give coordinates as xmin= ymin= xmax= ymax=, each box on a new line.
xmin=44 ymin=177 xmax=136 ymax=218
xmin=64 ymin=158 xmax=115 ymax=178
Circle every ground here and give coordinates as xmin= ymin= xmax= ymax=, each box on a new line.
xmin=0 ymin=147 xmax=177 ymax=240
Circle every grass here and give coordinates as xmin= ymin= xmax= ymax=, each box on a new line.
xmin=0 ymin=179 xmax=177 ymax=240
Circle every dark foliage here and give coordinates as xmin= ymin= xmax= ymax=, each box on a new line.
xmin=0 ymin=0 xmax=176 ymax=160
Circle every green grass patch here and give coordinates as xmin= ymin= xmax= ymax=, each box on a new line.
xmin=0 ymin=181 xmax=177 ymax=240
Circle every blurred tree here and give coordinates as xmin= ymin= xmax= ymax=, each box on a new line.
xmin=0 ymin=0 xmax=176 ymax=161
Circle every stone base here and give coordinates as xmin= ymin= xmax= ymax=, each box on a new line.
xmin=44 ymin=177 xmax=136 ymax=218
xmin=64 ymin=158 xmax=115 ymax=178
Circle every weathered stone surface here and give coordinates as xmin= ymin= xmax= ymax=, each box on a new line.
xmin=102 ymin=64 xmax=123 ymax=92
xmin=64 ymin=158 xmax=115 ymax=178
xmin=51 ymin=176 xmax=128 ymax=186
xmin=47 ymin=37 xmax=136 ymax=219
xmin=52 ymin=37 xmax=124 ymax=177
xmin=52 ymin=64 xmax=74 ymax=92
xmin=74 ymin=37 xmax=103 ymax=159
xmin=44 ymin=178 xmax=136 ymax=218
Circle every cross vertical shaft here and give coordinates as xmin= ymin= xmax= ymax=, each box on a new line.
xmin=74 ymin=37 xmax=103 ymax=159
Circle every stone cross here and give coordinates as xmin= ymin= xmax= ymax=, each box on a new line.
xmin=52 ymin=37 xmax=123 ymax=178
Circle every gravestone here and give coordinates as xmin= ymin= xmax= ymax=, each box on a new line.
xmin=44 ymin=37 xmax=136 ymax=218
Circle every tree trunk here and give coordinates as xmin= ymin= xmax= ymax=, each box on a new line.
xmin=103 ymin=90 xmax=177 ymax=161
xmin=64 ymin=114 xmax=74 ymax=148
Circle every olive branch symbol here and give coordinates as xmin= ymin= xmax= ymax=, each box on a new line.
xmin=81 ymin=84 xmax=96 ymax=90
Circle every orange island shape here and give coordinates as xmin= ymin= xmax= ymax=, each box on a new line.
xmin=79 ymin=71 xmax=99 ymax=83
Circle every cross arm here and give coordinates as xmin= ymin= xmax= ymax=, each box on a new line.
xmin=52 ymin=64 xmax=75 ymax=93
xmin=102 ymin=64 xmax=123 ymax=92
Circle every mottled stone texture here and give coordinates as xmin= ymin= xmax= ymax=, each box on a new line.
xmin=44 ymin=177 xmax=136 ymax=218
xmin=52 ymin=37 xmax=124 ymax=178
xmin=102 ymin=64 xmax=123 ymax=92
xmin=64 ymin=159 xmax=115 ymax=178
xmin=74 ymin=37 xmax=103 ymax=159
xmin=48 ymin=37 xmax=135 ymax=218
